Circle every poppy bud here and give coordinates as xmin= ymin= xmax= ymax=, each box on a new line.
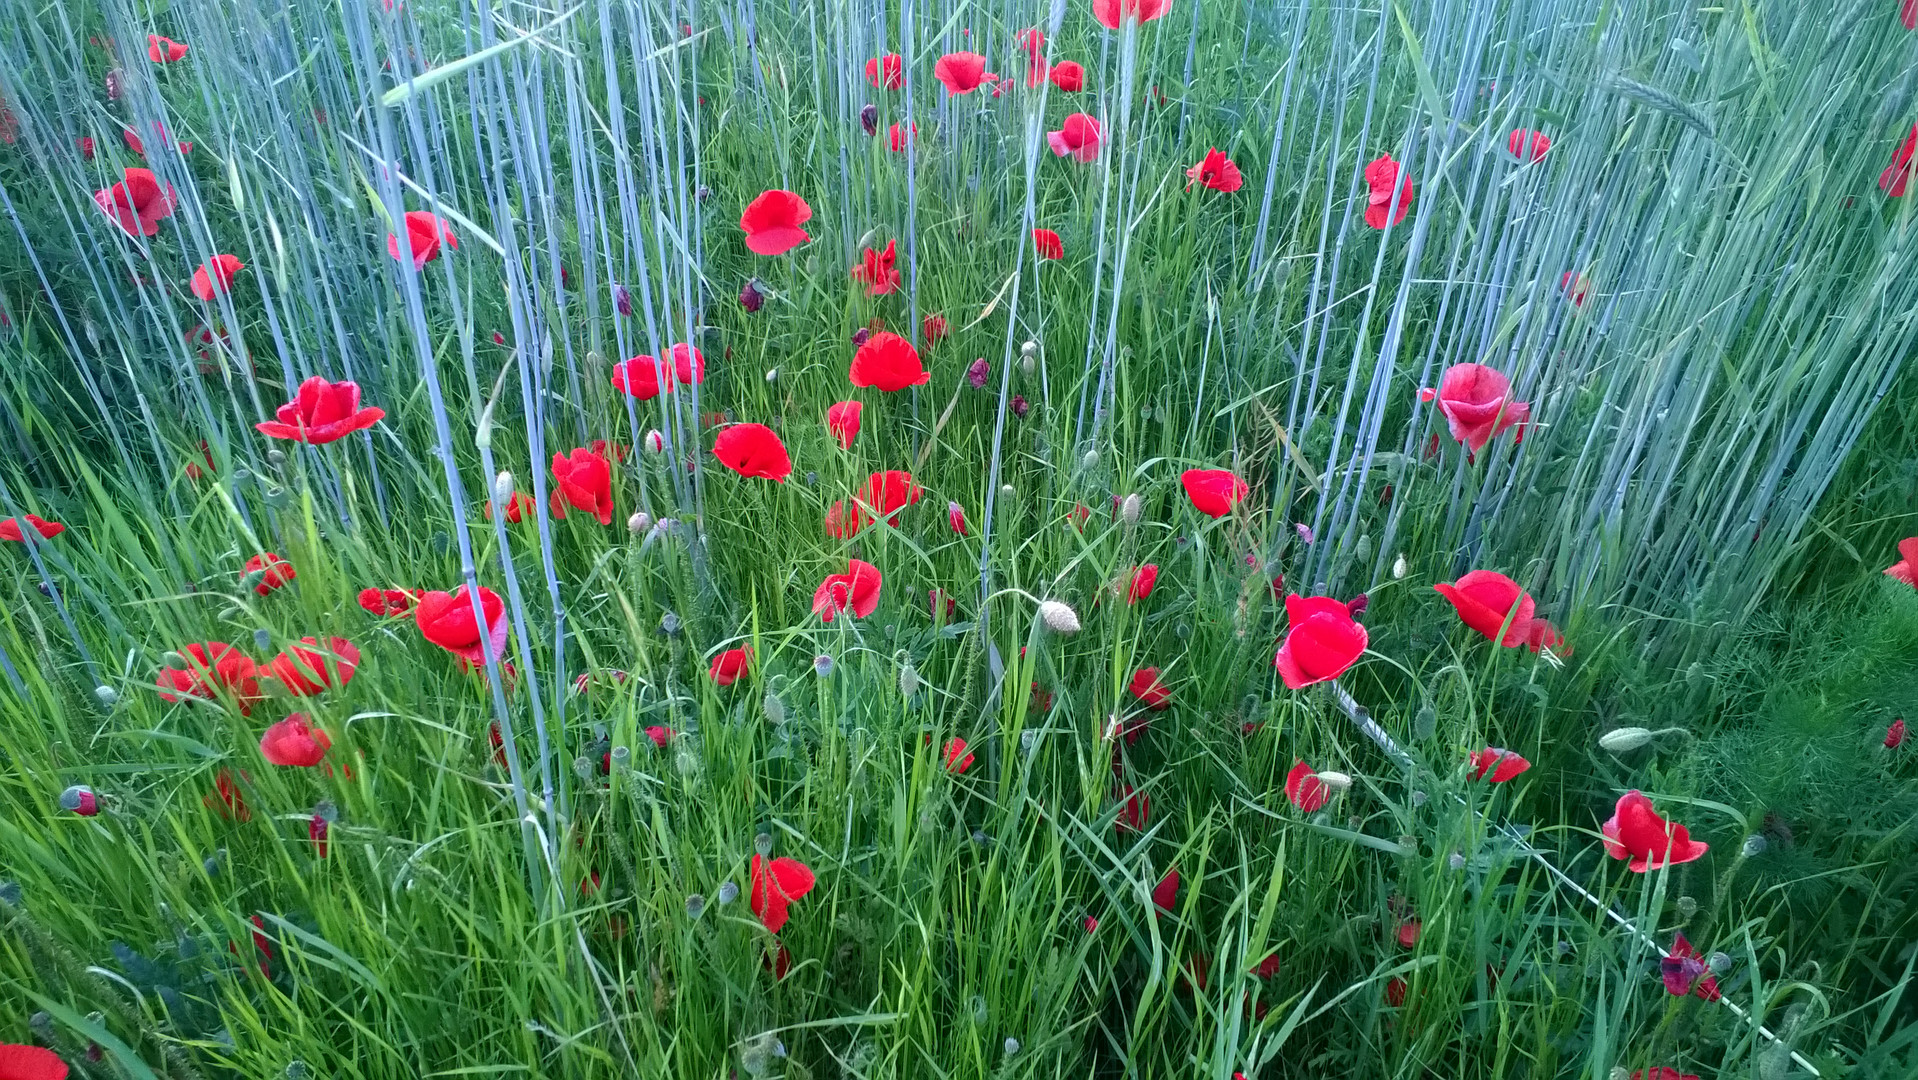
xmin=764 ymin=368 xmax=777 ymax=385
xmin=1708 ymin=951 xmax=1733 ymax=974
xmin=860 ymin=103 xmax=878 ymax=135
xmin=1120 ymin=493 xmax=1142 ymax=525
xmin=1038 ymin=600 xmax=1080 ymax=633
xmin=614 ymin=284 xmax=632 ymax=316
xmin=659 ymin=611 xmax=681 ymax=635
xmin=94 ymin=685 xmax=118 ymax=707
xmin=740 ymin=279 xmax=765 ymax=312
xmin=1413 ymin=705 xmax=1436 ymax=740
xmin=1081 ymin=449 xmax=1099 ymax=470
xmin=685 ymin=893 xmax=706 ymax=918
xmin=1020 ymin=339 xmax=1038 ymax=359
xmin=813 ymin=653 xmax=835 ymax=677
xmin=1003 ymin=1038 xmax=1020 ymax=1058
xmin=643 ymin=429 xmax=665 ymax=454
xmin=1447 ymin=850 xmax=1466 ymax=870
xmin=60 ymin=784 xmax=99 ymax=816
xmin=1598 ymin=726 xmax=1654 ymax=752
xmin=1741 ymin=833 xmax=1768 ymax=857
xmin=762 ymin=691 xmax=786 ymax=724
xmin=966 ymin=357 xmax=990 ymax=389
xmin=1315 ymin=770 xmax=1353 ymax=792
xmin=695 ymin=185 xmax=711 ymax=204
xmin=851 ymin=327 xmax=871 ymax=346
xmin=754 ymin=832 xmax=773 ymax=856
xmin=899 ymin=662 xmax=921 ymax=697
xmin=1000 ymin=484 xmax=1015 ymax=502
xmin=1010 ymin=394 xmax=1029 ymax=418
xmin=493 ymin=471 xmax=514 ymax=508
xmin=161 ymin=650 xmax=187 ymax=670
xmin=1392 ymin=553 xmax=1408 ymax=579
xmin=628 ymin=511 xmax=650 ymax=534
xmin=267 ymin=449 xmax=286 ymax=467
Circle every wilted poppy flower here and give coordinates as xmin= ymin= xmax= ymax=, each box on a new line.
xmin=1180 ymin=468 xmax=1249 ymax=518
xmin=1274 ymin=595 xmax=1368 ymax=688
xmin=851 ymin=331 xmax=930 ymax=391
xmin=1883 ymin=537 xmax=1918 ymax=588
xmin=1285 ymin=760 xmax=1330 ymax=812
xmin=243 ymin=552 xmax=295 ymax=595
xmin=1601 ymin=790 xmax=1709 ymax=872
xmin=865 ymin=53 xmax=903 ymax=89
xmin=1433 ymin=570 xmax=1536 ymax=647
xmin=268 ymin=636 xmax=360 ymax=696
xmin=191 ymin=255 xmax=245 ymax=301
xmin=486 ymin=492 xmax=537 ymax=523
xmin=1364 ymin=154 xmax=1414 ymax=228
xmin=1185 ymin=148 xmax=1243 ymax=192
xmin=1660 ymin=932 xmax=1722 ymax=1001
xmin=749 ymin=853 xmax=816 ymax=933
xmin=1047 ymin=113 xmax=1102 ymax=162
xmin=712 ymin=423 xmax=793 ymax=481
xmin=1048 ymin=61 xmax=1085 ymax=91
xmin=852 ymin=239 xmax=902 ymax=295
xmin=0 ymin=1044 xmax=70 ymax=1080
xmin=358 ymin=587 xmax=415 ymax=615
xmin=813 ymin=559 xmax=883 ymax=622
xmin=1507 ymin=128 xmax=1550 ymax=163
xmin=1560 ymin=271 xmax=1591 ymax=306
xmin=1128 ymin=667 xmax=1172 ymax=711
xmin=1116 ymin=785 xmax=1151 ymax=832
xmin=416 ymin=585 xmax=509 ymax=665
xmin=1033 ymin=228 xmax=1063 ymax=260
xmin=1468 ymin=747 xmax=1530 ymax=783
xmin=1882 ymin=124 xmax=1916 ymax=197
xmin=1888 ymin=718 xmax=1908 ymax=749
xmin=887 ymin=121 xmax=919 ymax=151
xmin=1128 ymin=564 xmax=1158 ymax=603
xmin=826 ymin=400 xmax=862 ymax=449
xmin=922 ymin=313 xmax=949 ymax=343
xmin=933 ymin=52 xmax=994 ymax=94
xmin=94 ymin=167 xmax=178 ymax=237
xmin=948 ymin=501 xmax=967 ymax=535
xmin=256 ymin=376 xmax=385 ymax=444
xmin=740 ymin=189 xmax=812 ymax=254
xmin=148 ymin=34 xmax=189 ymax=62
xmin=1421 ymin=363 xmax=1529 ymax=452
xmin=0 ymin=514 xmax=64 ymax=542
xmin=944 ymin=737 xmax=974 ymax=773
xmin=550 ymin=447 xmax=614 ymax=524
xmin=157 ymin=642 xmax=261 ymax=714
xmin=1093 ymin=0 xmax=1173 ymax=29
xmin=387 ymin=211 xmax=456 ymax=269
xmin=259 ymin=714 xmax=332 ymax=767
xmin=965 ymin=358 xmax=990 ymax=389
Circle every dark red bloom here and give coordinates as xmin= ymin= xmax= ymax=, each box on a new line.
xmin=1151 ymin=867 xmax=1178 ymax=912
xmin=93 ymin=167 xmax=178 ymax=237
xmin=243 ymin=552 xmax=295 ymax=595
xmin=147 ymin=34 xmax=189 ymax=62
xmin=1180 ymin=468 xmax=1248 ymax=517
xmin=1284 ymin=760 xmax=1329 ymax=812
xmin=550 ymin=446 xmax=614 ymax=524
xmin=1274 ymin=594 xmax=1368 ymax=688
xmin=1093 ymin=0 xmax=1173 ymax=29
xmin=712 ymin=423 xmax=793 ymax=481
xmin=1033 ymin=228 xmax=1064 ymax=260
xmin=310 ymin=811 xmax=330 ymax=858
xmin=933 ymin=52 xmax=994 ymax=95
xmin=0 ymin=514 xmax=64 ymax=542
xmin=1364 ymin=154 xmax=1414 ymax=228
xmin=813 ymin=559 xmax=883 ymax=622
xmin=157 ymin=642 xmax=261 ymax=714
xmin=255 ymin=376 xmax=385 ymax=444
xmin=1887 ymin=717 xmax=1907 ymax=749
xmin=386 ymin=211 xmax=456 ymax=269
xmin=1385 ymin=977 xmax=1408 ymax=1006
xmin=865 ymin=54 xmax=903 ymax=90
xmin=852 ymin=239 xmax=902 ymax=295
xmin=943 ymin=737 xmax=974 ymax=774
xmin=1507 ymin=128 xmax=1551 ymax=163
xmin=749 ymin=854 xmax=816 ymax=933
xmin=826 ymin=400 xmax=862 ymax=449
xmin=1468 ymin=747 xmax=1530 ymax=783
xmin=1250 ymin=951 xmax=1282 ymax=979
xmin=1660 ymin=932 xmax=1722 ymax=1001
xmin=850 ymin=331 xmax=931 ymax=391
xmin=207 ymin=768 xmax=251 ymax=821
xmin=1601 ymin=790 xmax=1709 ymax=872
xmin=740 ymin=189 xmax=812 ymax=254
xmin=1116 ymin=785 xmax=1151 ymax=832
xmin=191 ymin=254 xmax=245 ymax=300
xmin=1048 ymin=61 xmax=1085 ymax=92
xmin=922 ymin=313 xmax=949 ymax=343
xmin=1047 ymin=113 xmax=1102 ymax=162
xmin=708 ymin=647 xmax=752 ymax=686
xmin=1882 ymin=124 xmax=1916 ymax=198
xmin=415 ymin=585 xmax=510 ymax=665
xmin=1421 ymin=363 xmax=1529 ymax=452
xmin=259 ymin=714 xmax=332 ymax=767
xmin=1185 ymin=148 xmax=1243 ymax=192
xmin=77 ymin=136 xmax=95 ymax=160
xmin=1128 ymin=667 xmax=1172 ymax=711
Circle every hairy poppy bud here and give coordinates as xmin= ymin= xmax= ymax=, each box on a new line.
xmin=1413 ymin=705 xmax=1436 ymax=740
xmin=644 ymin=429 xmax=665 ymax=454
xmin=860 ymin=103 xmax=878 ymax=135
xmin=1392 ymin=554 xmax=1408 ymax=579
xmin=1599 ymin=726 xmax=1654 ymax=753
xmin=899 ymin=662 xmax=921 ymax=697
xmin=740 ymin=279 xmax=765 ymax=312
xmin=60 ymin=784 xmax=99 ymax=816
xmin=628 ymin=512 xmax=651 ymax=535
xmin=1003 ymin=1038 xmax=1020 ymax=1057
xmin=1000 ymin=484 xmax=1015 ymax=502
xmin=1315 ymin=770 xmax=1353 ymax=792
xmin=1020 ymin=339 xmax=1038 ymax=359
xmin=1081 ymin=449 xmax=1099 ymax=470
xmin=762 ymin=691 xmax=786 ymax=724
xmin=1120 ymin=493 xmax=1142 ymax=525
xmin=94 ymin=685 xmax=118 ymax=707
xmin=493 ymin=471 xmax=514 ymax=508
xmin=161 ymin=650 xmax=187 ymax=670
xmin=1038 ymin=600 xmax=1080 ymax=633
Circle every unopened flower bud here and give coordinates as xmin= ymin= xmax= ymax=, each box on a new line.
xmin=1003 ymin=1037 xmax=1020 ymax=1057
xmin=764 ymin=368 xmax=777 ymax=384
xmin=1708 ymin=951 xmax=1733 ymax=974
xmin=1447 ymin=850 xmax=1466 ymax=871
xmin=1020 ymin=340 xmax=1038 ymax=359
xmin=1392 ymin=554 xmax=1408 ymax=579
xmin=161 ymin=650 xmax=188 ymax=670
xmin=1413 ymin=704 xmax=1436 ymax=740
xmin=1599 ymin=727 xmax=1655 ymax=753
xmin=1315 ymin=770 xmax=1353 ymax=792
xmin=659 ymin=611 xmax=681 ymax=635
xmin=966 ymin=357 xmax=990 ymax=389
xmin=493 ymin=471 xmax=515 ymax=508
xmin=1081 ymin=449 xmax=1099 ymax=470
xmin=1120 ymin=493 xmax=1142 ymax=525
xmin=60 ymin=785 xmax=99 ymax=816
xmin=1038 ymin=600 xmax=1080 ymax=633
xmin=1000 ymin=484 xmax=1015 ymax=502
xmin=628 ymin=511 xmax=651 ymax=535
xmin=899 ymin=662 xmax=921 ymax=697
xmin=1741 ymin=833 xmax=1768 ymax=857
xmin=94 ymin=685 xmax=118 ymax=707
xmin=762 ymin=691 xmax=786 ymax=724
xmin=613 ymin=284 xmax=633 ymax=316
xmin=643 ymin=430 xmax=665 ymax=455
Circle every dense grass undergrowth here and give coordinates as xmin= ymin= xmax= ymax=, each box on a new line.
xmin=0 ymin=0 xmax=1914 ymax=1076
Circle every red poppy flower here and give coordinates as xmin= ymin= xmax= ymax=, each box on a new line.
xmin=644 ymin=725 xmax=672 ymax=748
xmin=548 ymin=447 xmax=614 ymax=524
xmin=1883 ymin=537 xmax=1918 ymax=588
xmin=148 ymin=34 xmax=189 ymax=62
xmin=1630 ymin=1070 xmax=1700 ymax=1080
xmin=948 ymin=501 xmax=967 ymax=535
xmin=191 ymin=254 xmax=245 ymax=301
xmin=712 ymin=423 xmax=793 ymax=481
xmin=854 ymin=470 xmax=922 ymax=526
xmin=1395 ymin=917 xmax=1421 ymax=948
xmin=709 ymin=647 xmax=752 ymax=686
xmin=415 ymin=585 xmax=510 ymax=665
xmin=887 ymin=121 xmax=919 ymax=151
xmin=1033 ymin=228 xmax=1064 ymax=260
xmin=1284 ymin=760 xmax=1330 ymax=812
xmin=268 ymin=636 xmax=360 ymax=696
xmin=1661 ymin=932 xmax=1721 ymax=1001
xmin=944 ymin=737 xmax=974 ymax=773
xmin=1560 ymin=271 xmax=1591 ymax=306
xmin=1421 ymin=363 xmax=1529 ymax=452
xmin=242 ymin=552 xmax=295 ymax=595
xmin=826 ymin=400 xmax=862 ymax=449
xmin=749 ymin=854 xmax=817 ymax=933
xmin=0 ymin=514 xmax=64 ymax=542
xmin=1129 ymin=667 xmax=1172 ymax=711
xmin=1126 ymin=564 xmax=1158 ymax=603
xmin=1882 ymin=124 xmax=1916 ymax=197
xmin=1180 ymin=468 xmax=1248 ymax=517
xmin=1274 ymin=594 xmax=1368 ymax=688
xmin=1384 ymin=977 xmax=1408 ymax=1006
xmin=610 ymin=354 xmax=674 ymax=400
xmin=1047 ymin=113 xmax=1102 ymax=162
xmin=922 ymin=313 xmax=949 ymax=343
xmin=1433 ymin=570 xmax=1536 ymax=647
xmin=1151 ymin=867 xmax=1178 ymax=912
xmin=1248 ymin=950 xmax=1283 ymax=979
xmin=851 ymin=331 xmax=931 ymax=391
xmin=813 ymin=559 xmax=883 ymax=622
xmin=1507 ymin=128 xmax=1550 ymax=163
xmin=486 ymin=492 xmax=537 ymax=523
xmin=1601 ymin=790 xmax=1709 ymax=872
xmin=357 ymin=587 xmax=416 ymax=616
xmin=259 ymin=713 xmax=332 ymax=767
xmin=387 ymin=211 xmax=457 ymax=269
xmin=157 ymin=642 xmax=261 ymax=714
xmin=933 ymin=52 xmax=994 ymax=94
xmin=207 ymin=768 xmax=252 ymax=821
xmin=865 ymin=54 xmax=903 ymax=90
xmin=1185 ymin=148 xmax=1243 ymax=192
xmin=256 ymin=376 xmax=385 ymax=444
xmin=763 ymin=943 xmax=792 ymax=980
xmin=1106 ymin=782 xmax=1149 ymax=831
xmin=77 ymin=136 xmax=95 ymax=160
xmin=852 ymin=239 xmax=902 ymax=295
xmin=0 ymin=1044 xmax=69 ymax=1080
xmin=93 ymin=167 xmax=178 ymax=237
xmin=740 ymin=189 xmax=813 ymax=254
xmin=1468 ymin=747 xmax=1530 ymax=783
xmin=1888 ymin=717 xmax=1908 ymax=749
xmin=1906 ymin=0 xmax=1918 ymax=30
xmin=1093 ymin=0 xmax=1173 ymax=29
xmin=1048 ymin=61 xmax=1085 ymax=91
xmin=1364 ymin=154 xmax=1414 ymax=228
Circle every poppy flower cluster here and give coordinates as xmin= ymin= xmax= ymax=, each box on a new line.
xmin=611 ymin=344 xmax=704 ymax=400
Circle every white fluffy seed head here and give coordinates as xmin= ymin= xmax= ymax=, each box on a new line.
xmin=1038 ymin=600 xmax=1081 ymax=633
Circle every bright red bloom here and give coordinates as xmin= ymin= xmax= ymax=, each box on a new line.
xmin=708 ymin=647 xmax=752 ymax=686
xmin=0 ymin=1043 xmax=69 ymax=1080
xmin=1129 ymin=667 xmax=1172 ymax=711
xmin=1128 ymin=564 xmax=1158 ymax=603
xmin=1033 ymin=228 xmax=1064 ymax=260
xmin=644 ymin=725 xmax=672 ymax=748
xmin=94 ymin=167 xmax=178 ymax=237
xmin=0 ymin=514 xmax=64 ymax=542
xmin=888 ymin=122 xmax=919 ymax=152
xmin=1601 ymin=790 xmax=1709 ymax=872
xmin=1093 ymin=0 xmax=1173 ymax=29
xmin=1285 ymin=760 xmax=1330 ymax=812
xmin=486 ymin=492 xmax=537 ymax=523
xmin=415 ymin=585 xmax=510 ymax=665
xmin=712 ymin=422 xmax=793 ymax=481
xmin=1661 ymin=932 xmax=1722 ymax=1001
xmin=943 ymin=737 xmax=974 ymax=773
xmin=259 ymin=714 xmax=332 ymax=767
xmin=191 ymin=254 xmax=245 ymax=301
xmin=826 ymin=400 xmax=862 ymax=449
xmin=948 ymin=501 xmax=967 ymax=535
xmin=148 ymin=34 xmax=189 ymax=62
xmin=358 ymin=587 xmax=416 ymax=616
xmin=386 ymin=211 xmax=456 ymax=269
xmin=1185 ymin=148 xmax=1243 ymax=192
xmin=1883 ymin=537 xmax=1918 ymax=588
xmin=1468 ymin=747 xmax=1531 ymax=783
xmin=1180 ymin=468 xmax=1248 ymax=517
xmin=1274 ymin=594 xmax=1368 ymax=688
xmin=1423 ymin=363 xmax=1529 ymax=452
xmin=1048 ymin=61 xmax=1085 ymax=91
xmin=1115 ymin=784 xmax=1150 ymax=831
xmin=813 ymin=559 xmax=883 ymax=622
xmin=749 ymin=854 xmax=816 ymax=933
xmin=855 ymin=470 xmax=922 ymax=526
xmin=611 ymin=355 xmax=672 ymax=400
xmin=865 ymin=54 xmax=903 ymax=90
xmin=1882 ymin=124 xmax=1916 ymax=197
xmin=850 ymin=331 xmax=931 ymax=391
xmin=740 ymin=189 xmax=813 ymax=254
xmin=157 ymin=642 xmax=261 ymax=714
xmin=1396 ymin=918 xmax=1422 ymax=948
xmin=1888 ymin=717 xmax=1907 ymax=749
xmin=1433 ymin=570 xmax=1536 ymax=647
xmin=549 ymin=447 xmax=614 ymax=524
xmin=1047 ymin=113 xmax=1102 ymax=162
xmin=1560 ymin=271 xmax=1591 ymax=306
xmin=243 ymin=552 xmax=295 ymax=595
xmin=852 ymin=239 xmax=902 ymax=295
xmin=933 ymin=52 xmax=994 ymax=94
xmin=1507 ymin=128 xmax=1551 ymax=163
xmin=268 ymin=636 xmax=360 ymax=696
xmin=1364 ymin=154 xmax=1414 ymax=228
xmin=256 ymin=376 xmax=385 ymax=444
